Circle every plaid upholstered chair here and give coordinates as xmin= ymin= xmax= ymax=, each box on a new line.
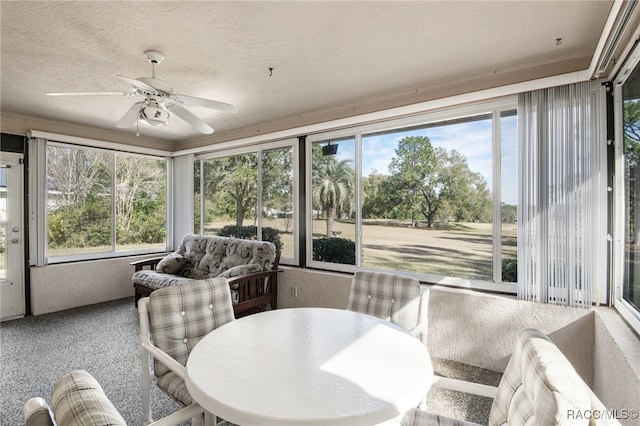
xmin=348 ymin=271 xmax=431 ymax=409
xmin=23 ymin=370 xmax=204 ymax=426
xmin=138 ymin=278 xmax=235 ymax=426
xmin=347 ymin=271 xmax=429 ymax=341
xmin=401 ymin=328 xmax=621 ymax=426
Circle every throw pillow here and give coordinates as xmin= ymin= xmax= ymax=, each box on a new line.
xmin=156 ymin=253 xmax=187 ymax=274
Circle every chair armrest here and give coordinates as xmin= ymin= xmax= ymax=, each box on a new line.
xmin=228 ymin=268 xmax=281 ymax=315
xmin=141 ymin=341 xmax=186 ymax=381
xmin=409 ymin=320 xmax=428 ymax=338
xmin=272 ymin=250 xmax=282 ymax=270
xmin=409 ymin=287 xmax=429 ymax=337
xmin=23 ymin=397 xmax=55 ymax=426
xmin=431 ymin=376 xmax=498 ymax=399
xmin=130 ymin=256 xmax=166 ymax=272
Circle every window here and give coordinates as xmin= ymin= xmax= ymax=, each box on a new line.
xmin=196 ymin=152 xmax=259 ymax=236
xmin=194 ymin=141 xmax=297 ymax=261
xmin=43 ymin=141 xmax=168 ymax=261
xmin=308 ymin=100 xmax=517 ymax=290
xmin=501 ymin=111 xmax=518 ymax=282
xmin=310 ymin=137 xmax=356 ymax=266
xmin=616 ymin=44 xmax=640 ymax=332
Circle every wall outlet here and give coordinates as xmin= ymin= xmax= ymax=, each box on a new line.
xmin=290 ymin=286 xmax=298 ymax=297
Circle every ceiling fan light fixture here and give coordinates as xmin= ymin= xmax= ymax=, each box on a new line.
xmin=139 ymin=100 xmax=170 ymax=126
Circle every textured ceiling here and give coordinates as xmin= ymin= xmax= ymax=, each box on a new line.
xmin=1 ymin=1 xmax=613 ymax=146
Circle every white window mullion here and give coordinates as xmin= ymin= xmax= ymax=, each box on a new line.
xmin=28 ymin=138 xmax=47 ymax=266
xmin=111 ymin=153 xmax=117 ymax=251
xmin=492 ymin=110 xmax=502 ymax=283
xmin=171 ymin=154 xmax=192 ymax=247
xmin=257 ymin=150 xmax=264 ymax=240
xmin=305 ymin=139 xmax=314 ymax=268
xmin=165 ymin=156 xmax=174 ymax=250
xmin=355 ymin=133 xmax=363 ymax=267
xmin=200 ymin=158 xmax=205 ymax=235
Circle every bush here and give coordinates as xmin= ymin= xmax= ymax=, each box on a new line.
xmin=218 ymin=225 xmax=283 ymax=251
xmin=47 ymin=197 xmax=111 ymax=249
xmin=502 ymin=258 xmax=517 ymax=282
xmin=313 ymin=237 xmax=356 ymax=264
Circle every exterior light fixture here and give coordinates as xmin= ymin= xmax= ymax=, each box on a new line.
xmin=322 ymin=142 xmax=338 ymax=156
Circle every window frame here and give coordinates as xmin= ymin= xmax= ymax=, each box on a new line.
xmin=194 ymin=138 xmax=299 ymax=265
xmin=306 ymin=97 xmax=518 ymax=292
xmin=29 ymin=133 xmax=172 ymax=265
xmin=613 ymin=42 xmax=640 ymax=335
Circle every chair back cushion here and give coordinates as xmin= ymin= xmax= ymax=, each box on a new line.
xmin=348 ymin=271 xmax=421 ymax=332
xmin=49 ymin=370 xmax=126 ymax=426
xmin=148 ymin=278 xmax=235 ymax=377
xmin=489 ymin=328 xmax=592 ymax=426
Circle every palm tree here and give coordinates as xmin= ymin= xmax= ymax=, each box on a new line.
xmin=313 ymin=157 xmax=355 ymax=237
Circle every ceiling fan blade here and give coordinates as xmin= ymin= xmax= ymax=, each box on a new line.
xmin=116 ymin=101 xmax=143 ymax=128
xmin=46 ymin=92 xmax=130 ymax=96
xmin=167 ymin=103 xmax=214 ymax=134
xmin=116 ymin=75 xmax=158 ymax=94
xmin=173 ymin=94 xmax=237 ymax=113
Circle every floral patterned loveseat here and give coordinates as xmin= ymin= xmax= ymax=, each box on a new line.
xmin=131 ymin=234 xmax=279 ymax=317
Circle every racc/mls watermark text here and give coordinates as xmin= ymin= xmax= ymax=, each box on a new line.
xmin=567 ymin=409 xmax=638 ymax=421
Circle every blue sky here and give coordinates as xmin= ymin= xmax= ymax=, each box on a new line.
xmin=330 ymin=115 xmax=518 ymax=205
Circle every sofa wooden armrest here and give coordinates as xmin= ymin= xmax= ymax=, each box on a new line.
xmin=229 ymin=268 xmax=281 ymax=317
xmin=130 ymin=256 xmax=166 ymax=272
xmin=229 ymin=250 xmax=281 ymax=317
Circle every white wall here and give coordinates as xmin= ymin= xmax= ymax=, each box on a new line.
xmin=278 ymin=268 xmax=593 ymax=371
xmin=28 ymin=254 xmax=160 ymax=315
xmin=593 ymin=308 xmax=640 ymax=421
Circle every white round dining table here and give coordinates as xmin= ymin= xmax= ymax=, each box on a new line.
xmin=185 ymin=307 xmax=433 ymax=426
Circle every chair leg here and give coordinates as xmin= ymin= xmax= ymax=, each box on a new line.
xmin=204 ymin=411 xmax=217 ymax=426
xmin=417 ymin=395 xmax=428 ymax=410
xmin=141 ymin=350 xmax=153 ymax=425
xmin=192 ymin=414 xmax=204 ymax=426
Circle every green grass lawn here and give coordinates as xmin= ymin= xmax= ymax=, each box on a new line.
xmin=42 ymin=220 xmax=516 ymax=281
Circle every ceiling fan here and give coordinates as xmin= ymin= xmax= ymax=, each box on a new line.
xmin=46 ymin=50 xmax=237 ymax=135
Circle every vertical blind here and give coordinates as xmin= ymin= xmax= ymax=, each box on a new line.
xmin=518 ymin=81 xmax=606 ymax=308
